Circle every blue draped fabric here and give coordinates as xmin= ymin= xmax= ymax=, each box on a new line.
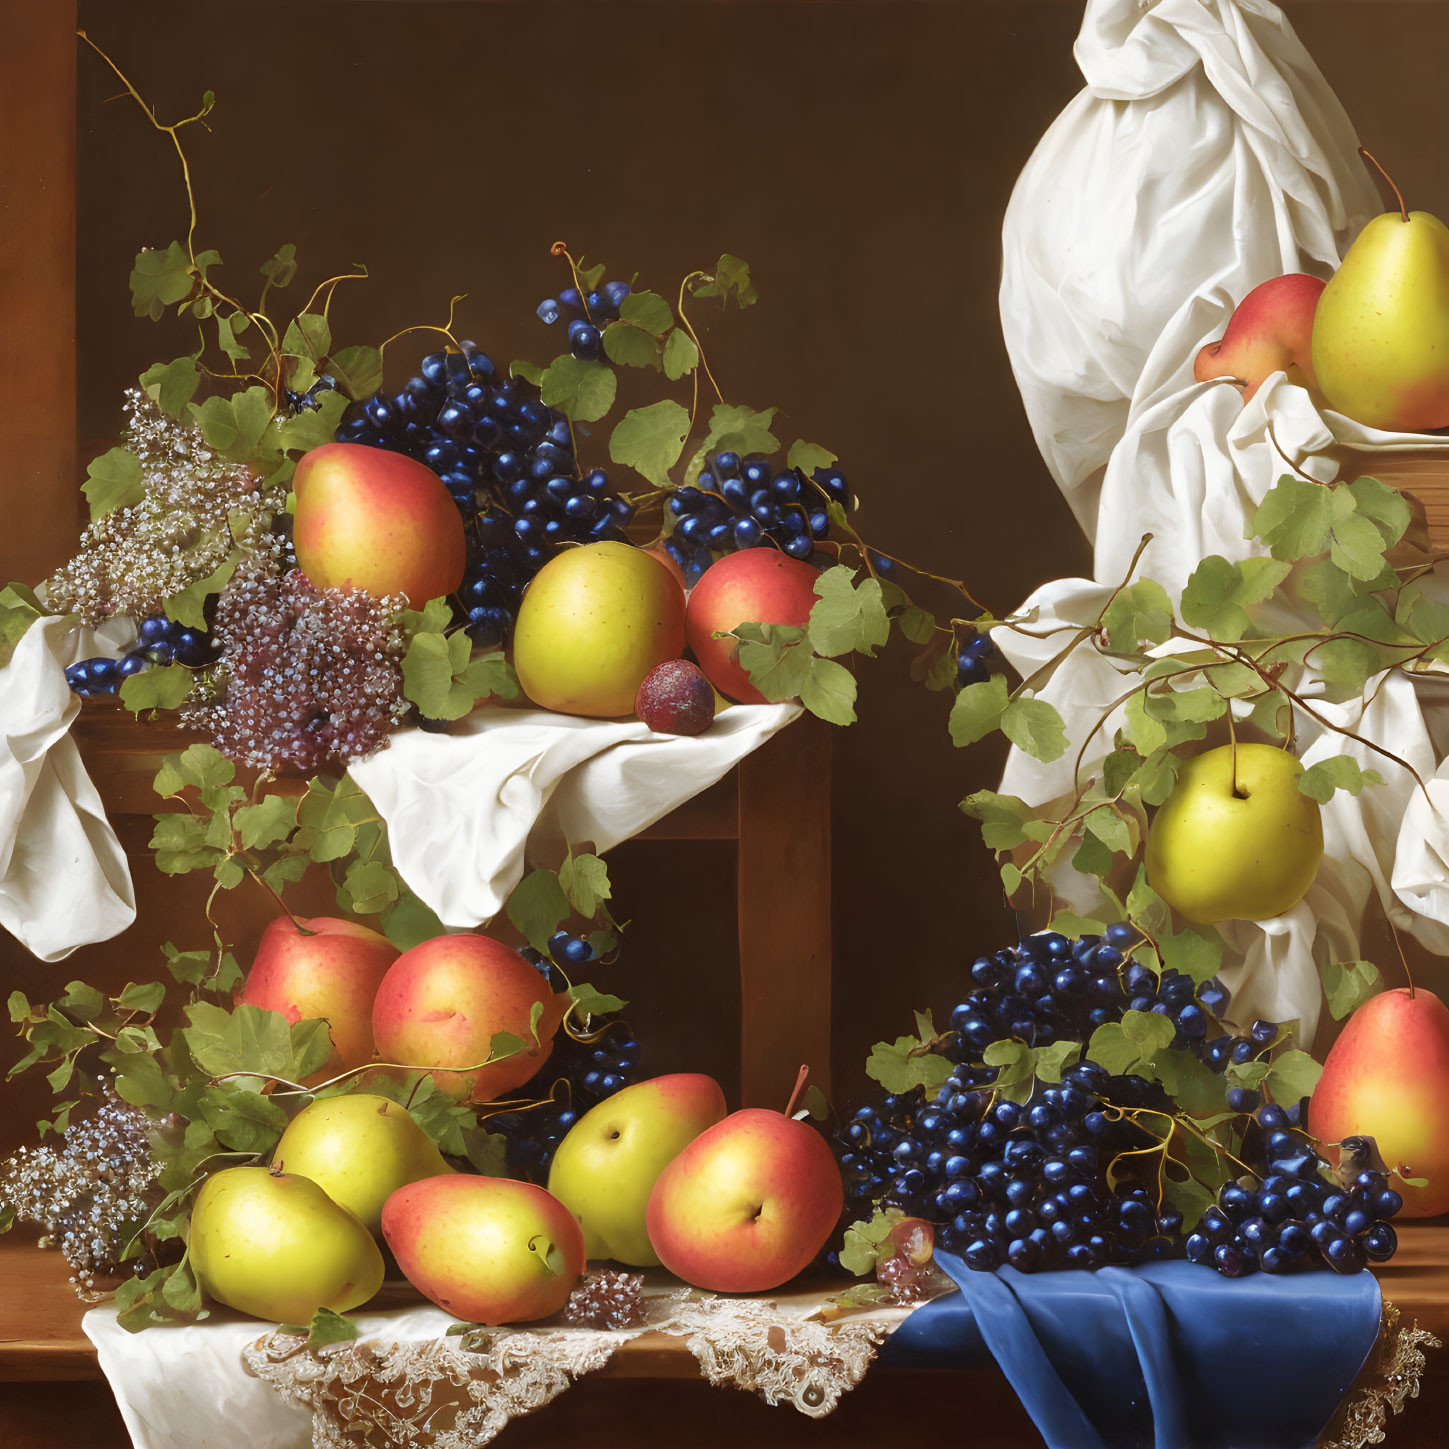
xmin=882 ymin=1254 xmax=1382 ymax=1449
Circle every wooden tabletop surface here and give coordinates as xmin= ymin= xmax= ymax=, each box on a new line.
xmin=4 ymin=1224 xmax=1448 ymax=1384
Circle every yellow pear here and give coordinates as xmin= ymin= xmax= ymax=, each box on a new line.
xmin=1312 ymin=204 xmax=1449 ymax=432
xmin=272 ymin=1094 xmax=454 ymax=1235
xmin=189 ymin=1165 xmax=384 ymax=1322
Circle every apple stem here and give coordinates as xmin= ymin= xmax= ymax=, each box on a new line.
xmin=1387 ymin=914 xmax=1417 ymax=998
xmin=1360 ymin=148 xmax=1408 ymax=223
xmin=783 ymin=1063 xmax=811 ymax=1119
xmin=1226 ymin=712 xmax=1247 ymax=800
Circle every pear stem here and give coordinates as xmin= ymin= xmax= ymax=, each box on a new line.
xmin=1360 ymin=148 xmax=1408 ymax=223
xmin=1226 ymin=710 xmax=1247 ymax=800
xmin=1387 ymin=914 xmax=1417 ymax=998
xmin=783 ymin=1064 xmax=811 ymax=1119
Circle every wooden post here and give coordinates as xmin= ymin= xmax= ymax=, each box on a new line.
xmin=736 ymin=714 xmax=832 ymax=1108
xmin=0 ymin=0 xmax=77 ymax=584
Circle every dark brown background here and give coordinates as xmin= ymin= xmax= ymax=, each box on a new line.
xmin=7 ymin=0 xmax=1449 ymax=1137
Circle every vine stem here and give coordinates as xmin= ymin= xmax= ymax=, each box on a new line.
xmin=676 ymin=271 xmax=724 ymax=405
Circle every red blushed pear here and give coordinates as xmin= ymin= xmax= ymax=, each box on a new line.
xmin=1193 ymin=273 xmax=1325 ymax=401
xmin=234 ymin=915 xmax=398 ymax=1085
xmin=685 ymin=551 xmax=821 ymax=704
xmin=1309 ymin=984 xmax=1449 ymax=1216
xmin=371 ymin=933 xmax=565 ymax=1102
xmin=646 ymin=1067 xmax=843 ymax=1292
xmin=292 ymin=442 xmax=466 ymax=605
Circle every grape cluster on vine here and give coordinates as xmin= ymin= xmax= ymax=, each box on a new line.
xmin=536 ymin=278 xmax=634 ymax=361
xmin=335 ymin=344 xmax=635 ymax=647
xmin=837 ymin=924 xmax=1402 ymax=1278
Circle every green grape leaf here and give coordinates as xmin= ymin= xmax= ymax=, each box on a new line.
xmin=787 ymin=441 xmax=838 ymax=478
xmin=559 ymin=853 xmax=611 ymax=919
xmin=1298 ymin=756 xmax=1385 ymax=803
xmin=540 ymin=355 xmax=617 ymax=423
xmin=82 ymin=446 xmax=145 ymax=520
xmin=684 ymin=404 xmax=779 ymax=485
xmin=342 ymin=859 xmax=399 ymax=915
xmin=1082 ymin=805 xmax=1133 ymax=858
xmin=1144 ymin=685 xmax=1225 ymax=726
xmin=506 ymin=868 xmax=570 ymax=954
xmin=1071 ymin=833 xmax=1116 ymax=880
xmin=1159 ymin=926 xmax=1222 ymax=986
xmin=1348 ymin=476 xmax=1411 ymax=548
xmin=510 ymin=358 xmax=547 ymax=386
xmin=691 ymin=254 xmax=757 ymax=307
xmin=140 ymin=357 xmax=202 ymax=419
xmin=1224 ymin=1060 xmax=1271 ymax=1091
xmin=1298 ymin=558 xmax=1367 ymax=629
xmin=1328 ymin=505 xmax=1392 ymax=582
xmin=148 ymin=815 xmax=224 ymax=875
xmin=328 ymin=344 xmax=385 ymax=400
xmin=897 ymin=606 xmax=936 ymax=645
xmin=0 ymin=584 xmax=47 ymax=667
xmin=1101 ymin=579 xmax=1173 ymax=652
xmin=1149 ymin=1050 xmax=1231 ymax=1116
xmin=959 ymin=790 xmax=1041 ymax=851
xmin=116 ymin=981 xmax=165 ymax=1016
xmin=1179 ymin=556 xmax=1293 ymax=641
xmin=609 ymin=400 xmax=690 ymax=487
xmin=305 ymin=1307 xmax=359 ymax=1350
xmin=618 ymin=290 xmax=673 ymax=335
xmin=1251 ymin=477 xmax=1335 ymax=560
xmin=159 ymin=943 xmax=212 ymax=986
xmin=1033 ymin=1040 xmax=1083 ymax=1084
xmin=808 ymin=567 xmax=890 ymax=659
xmin=1127 ymin=868 xmax=1173 ymax=939
xmin=1163 ymin=1175 xmax=1216 ymax=1234
xmin=865 ymin=1036 xmax=954 ymax=1095
xmin=837 ymin=1206 xmax=900 ymax=1277
xmin=1322 ymin=959 xmax=1382 ymax=1020
xmin=1314 ymin=637 xmax=1385 ymax=698
xmin=1000 ymin=697 xmax=1068 ymax=763
xmin=233 ymin=795 xmax=298 ymax=851
xmin=601 ymin=323 xmax=661 ymax=370
xmin=259 ymin=242 xmax=298 ymax=288
xmin=567 ymin=982 xmax=627 ymax=1021
xmin=180 ymin=1002 xmax=330 ymax=1085
xmin=130 ymin=241 xmax=193 ymax=320
xmin=275 ymin=390 xmax=349 ymax=458
xmin=733 ymin=622 xmax=814 ymax=702
xmin=662 ymin=328 xmax=699 ymax=381
xmin=163 ymin=548 xmax=242 ymax=630
xmin=949 ymin=675 xmax=1009 ymax=748
xmin=214 ymin=312 xmax=251 ymax=363
xmin=798 ymin=656 xmax=857 ymax=726
xmin=1265 ymin=1049 xmax=1322 ymax=1105
xmin=282 ymin=312 xmax=332 ymax=363
xmin=198 ymin=1083 xmax=288 ymax=1153
xmin=981 ymin=1039 xmax=1039 ymax=1103
xmin=1087 ymin=1011 xmax=1176 ymax=1077
xmin=461 ymin=1126 xmax=511 ymax=1176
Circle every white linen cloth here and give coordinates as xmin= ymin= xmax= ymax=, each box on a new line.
xmin=350 ymin=702 xmax=801 ymax=928
xmin=0 ymin=615 xmax=136 ymax=960
xmin=996 ymin=0 xmax=1449 ymax=1043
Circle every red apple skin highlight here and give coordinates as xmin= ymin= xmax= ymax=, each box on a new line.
xmin=1309 ymin=987 xmax=1449 ymax=1217
xmin=235 ymin=915 xmax=398 ymax=1084
xmin=292 ymin=442 xmax=466 ymax=605
xmin=685 ymin=551 xmax=820 ymax=703
xmin=371 ymin=934 xmax=563 ymax=1101
xmin=645 ymin=1108 xmax=844 ymax=1292
xmin=382 ymin=1175 xmax=585 ymax=1324
xmin=1193 ymin=273 xmax=1325 ymax=401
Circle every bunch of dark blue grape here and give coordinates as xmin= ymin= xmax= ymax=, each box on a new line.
xmin=1183 ymin=1112 xmax=1402 ymax=1277
xmin=841 ymin=1061 xmax=1186 ymax=1272
xmin=661 ymin=455 xmax=852 ymax=584
xmin=65 ymin=615 xmax=218 ymax=698
xmin=536 ymin=279 xmax=633 ymax=362
xmin=335 ymin=342 xmax=635 ymax=647
xmin=956 ymin=628 xmax=999 ymax=688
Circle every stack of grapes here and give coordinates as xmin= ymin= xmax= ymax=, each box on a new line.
xmin=838 ymin=924 xmax=1401 ymax=1278
xmin=64 ymin=614 xmax=217 ymax=698
xmin=335 ymin=344 xmax=636 ymax=647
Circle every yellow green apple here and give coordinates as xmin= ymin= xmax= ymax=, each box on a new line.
xmin=234 ymin=915 xmax=398 ymax=1086
xmin=271 ymin=1093 xmax=453 ymax=1234
xmin=511 ymin=541 xmax=686 ymax=717
xmin=1311 ymin=208 xmax=1449 ymax=431
xmin=1309 ymin=987 xmax=1449 ymax=1216
xmin=381 ymin=1175 xmax=585 ymax=1324
xmin=547 ymin=1073 xmax=727 ymax=1265
xmin=685 ymin=550 xmax=821 ymax=703
xmin=1144 ymin=743 xmax=1323 ymax=924
xmin=645 ymin=1107 xmax=843 ymax=1292
xmin=189 ymin=1165 xmax=384 ymax=1322
xmin=371 ymin=933 xmax=564 ymax=1102
xmin=292 ymin=441 xmax=466 ymax=605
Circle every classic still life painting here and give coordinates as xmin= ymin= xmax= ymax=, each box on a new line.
xmin=5 ymin=1 xmax=1449 ymax=1445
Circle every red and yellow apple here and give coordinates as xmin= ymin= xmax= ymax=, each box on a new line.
xmin=1144 ymin=743 xmax=1323 ymax=924
xmin=685 ymin=550 xmax=820 ymax=703
xmin=1194 ymin=273 xmax=1325 ymax=401
xmin=646 ymin=1107 xmax=843 ymax=1292
xmin=512 ymin=541 xmax=687 ymax=717
xmin=382 ymin=1175 xmax=585 ymax=1324
xmin=371 ymin=933 xmax=563 ymax=1101
xmin=235 ymin=915 xmax=398 ymax=1084
xmin=547 ymin=1073 xmax=727 ymax=1265
xmin=1309 ymin=987 xmax=1449 ymax=1216
xmin=292 ymin=441 xmax=466 ymax=605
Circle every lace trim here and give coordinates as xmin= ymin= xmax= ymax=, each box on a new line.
xmin=1323 ymin=1300 xmax=1443 ymax=1449
xmin=242 ymin=1288 xmax=904 ymax=1447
